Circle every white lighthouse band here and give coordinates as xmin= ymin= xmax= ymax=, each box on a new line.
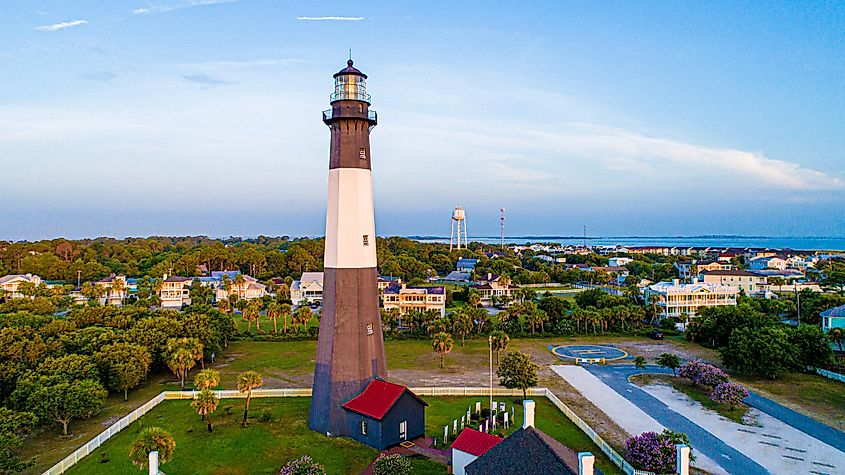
xmin=324 ymin=167 xmax=377 ymax=269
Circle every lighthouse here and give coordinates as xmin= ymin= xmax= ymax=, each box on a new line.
xmin=308 ymin=60 xmax=387 ymax=436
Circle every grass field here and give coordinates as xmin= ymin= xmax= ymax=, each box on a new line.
xmin=65 ymin=396 xmax=621 ymax=475
xmin=630 ymin=374 xmax=750 ymax=424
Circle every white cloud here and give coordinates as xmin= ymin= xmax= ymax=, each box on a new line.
xmin=133 ymin=0 xmax=236 ymax=15
xmin=35 ymin=20 xmax=87 ymax=31
xmin=296 ymin=16 xmax=364 ymax=21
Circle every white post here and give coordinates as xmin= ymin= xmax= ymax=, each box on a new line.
xmin=148 ymin=451 xmax=159 ymax=475
xmin=522 ymin=400 xmax=535 ymax=429
xmin=676 ymin=444 xmax=690 ymax=475
xmin=578 ymin=452 xmax=595 ymax=475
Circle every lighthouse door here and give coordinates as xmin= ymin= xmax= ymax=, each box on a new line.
xmin=399 ymin=420 xmax=407 ymax=441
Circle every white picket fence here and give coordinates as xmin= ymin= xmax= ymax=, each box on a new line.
xmin=814 ymin=367 xmax=845 ymax=383
xmin=43 ymin=386 xmax=647 ymax=475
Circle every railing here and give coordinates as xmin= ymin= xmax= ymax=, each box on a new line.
xmin=321 ymin=109 xmax=378 ymax=123
xmin=43 ymin=386 xmax=645 ymax=475
xmin=330 ymin=91 xmax=371 ymax=103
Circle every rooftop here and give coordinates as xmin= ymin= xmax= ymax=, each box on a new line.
xmin=451 ymin=428 xmax=502 ymax=457
xmin=341 ymin=379 xmax=427 ymax=421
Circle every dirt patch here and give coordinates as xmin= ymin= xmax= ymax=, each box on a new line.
xmin=615 ymin=340 xmax=719 ymax=363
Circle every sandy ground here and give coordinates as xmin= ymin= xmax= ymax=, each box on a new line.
xmin=552 ymin=365 xmax=727 ymax=475
xmin=643 ymin=384 xmax=845 ymax=475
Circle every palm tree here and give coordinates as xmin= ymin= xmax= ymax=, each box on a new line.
xmin=451 ymin=310 xmax=473 ymax=346
xmin=266 ymin=302 xmax=281 ymax=334
xmin=467 ymin=289 xmax=482 ymax=308
xmin=243 ymin=300 xmax=261 ymax=333
xmin=294 ymin=305 xmax=313 ymax=333
xmin=110 ymin=278 xmax=126 ymax=305
xmin=194 ymin=369 xmax=220 ymax=390
xmin=280 ymin=303 xmax=293 ymax=333
xmin=167 ymin=348 xmax=195 ymax=387
xmin=129 ymin=427 xmax=176 ymax=470
xmin=191 ymin=389 xmax=219 ymax=433
xmin=233 ymin=274 xmax=246 ymax=300
xmin=432 ymin=332 xmax=454 ymax=369
xmin=237 ymin=370 xmax=263 ymax=427
xmin=217 ymin=297 xmax=230 ymax=314
xmin=490 ymin=330 xmax=510 ymax=364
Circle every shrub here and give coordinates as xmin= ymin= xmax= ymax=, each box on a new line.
xmin=678 ymin=360 xmax=727 ymax=387
xmin=710 ymin=382 xmax=750 ymax=409
xmin=279 ymin=455 xmax=326 ymax=475
xmin=373 ymin=454 xmax=412 ymax=475
xmin=625 ymin=430 xmax=681 ymax=473
xmin=259 ymin=409 xmax=272 ymax=422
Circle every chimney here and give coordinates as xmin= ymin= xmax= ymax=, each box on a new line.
xmin=578 ymin=452 xmax=595 ymax=475
xmin=148 ymin=450 xmax=159 ymax=475
xmin=675 ymin=444 xmax=690 ymax=475
xmin=672 ymin=279 xmax=680 ymax=286
xmin=163 ymin=274 xmax=168 ymax=281
xmin=522 ymin=400 xmax=535 ymax=429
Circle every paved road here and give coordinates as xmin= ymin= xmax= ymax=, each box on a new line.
xmin=582 ymin=365 xmax=767 ymax=474
xmin=586 ymin=365 xmax=845 ymax=453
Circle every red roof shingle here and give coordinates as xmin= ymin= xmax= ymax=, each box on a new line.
xmin=451 ymin=428 xmax=502 ymax=457
xmin=341 ymin=379 xmax=426 ymax=420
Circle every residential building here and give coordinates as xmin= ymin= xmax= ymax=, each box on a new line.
xmin=377 ymin=276 xmax=401 ymax=292
xmin=0 ymin=273 xmax=43 ymax=299
xmin=214 ymin=273 xmax=267 ymax=302
xmin=645 ymin=279 xmax=738 ymax=319
xmin=290 ymin=272 xmax=325 ymax=305
xmin=787 ymin=256 xmax=818 ymax=271
xmin=748 ymin=256 xmax=788 ymax=270
xmin=700 ymin=269 xmax=767 ymax=293
xmin=456 ymin=258 xmax=479 ymax=273
xmin=748 ymin=269 xmax=804 ymax=281
xmin=471 ymin=273 xmax=517 ymax=305
xmin=159 ymin=275 xmax=192 ymax=308
xmin=95 ymin=273 xmax=128 ymax=306
xmin=440 ymin=271 xmax=471 ymax=283
xmin=382 ymin=284 xmax=446 ymax=316
xmin=675 ymin=260 xmax=734 ymax=280
xmin=607 ymin=257 xmax=632 ymax=267
xmin=821 ymin=305 xmax=845 ymax=334
xmin=340 ymin=379 xmax=428 ymax=450
xmin=451 ymin=429 xmax=503 ymax=475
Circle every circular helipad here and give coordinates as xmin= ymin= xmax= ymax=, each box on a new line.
xmin=551 ymin=344 xmax=628 ymax=361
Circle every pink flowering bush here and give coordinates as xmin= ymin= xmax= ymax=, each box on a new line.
xmin=279 ymin=456 xmax=326 ymax=475
xmin=710 ymin=381 xmax=749 ymax=408
xmin=625 ymin=431 xmax=676 ymax=473
xmin=678 ymin=360 xmax=728 ymax=387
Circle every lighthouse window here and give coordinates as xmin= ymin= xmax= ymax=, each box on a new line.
xmin=359 ymin=148 xmax=367 ymax=159
xmin=366 ymin=323 xmax=374 ymax=335
xmin=363 ymin=234 xmax=369 ymax=246
xmin=358 ymin=103 xmax=363 ymax=113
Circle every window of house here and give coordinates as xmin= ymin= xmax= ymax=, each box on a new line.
xmin=359 ymin=148 xmax=367 ymax=159
xmin=363 ymin=234 xmax=369 ymax=246
xmin=360 ymin=420 xmax=368 ymax=435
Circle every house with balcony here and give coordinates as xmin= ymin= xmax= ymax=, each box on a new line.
xmin=159 ymin=275 xmax=192 ymax=308
xmin=290 ymin=272 xmax=325 ymax=305
xmin=748 ymin=256 xmax=788 ymax=271
xmin=700 ymin=269 xmax=767 ymax=293
xmin=95 ymin=274 xmax=128 ymax=306
xmin=212 ymin=272 xmax=267 ymax=302
xmin=645 ymin=279 xmax=738 ymax=319
xmin=382 ymin=284 xmax=446 ymax=316
xmin=471 ymin=273 xmax=518 ymax=305
xmin=0 ymin=274 xmax=43 ymax=299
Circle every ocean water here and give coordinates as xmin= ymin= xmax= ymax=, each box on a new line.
xmin=410 ymin=236 xmax=845 ymax=251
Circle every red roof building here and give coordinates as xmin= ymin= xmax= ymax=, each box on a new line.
xmin=452 ymin=428 xmax=503 ymax=457
xmin=340 ymin=379 xmax=428 ymax=450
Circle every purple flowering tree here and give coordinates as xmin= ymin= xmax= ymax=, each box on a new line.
xmin=710 ymin=381 xmax=750 ymax=409
xmin=279 ymin=456 xmax=326 ymax=475
xmin=679 ymin=360 xmax=728 ymax=387
xmin=625 ymin=431 xmax=677 ymax=473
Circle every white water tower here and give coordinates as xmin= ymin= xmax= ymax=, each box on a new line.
xmin=450 ymin=206 xmax=468 ymax=251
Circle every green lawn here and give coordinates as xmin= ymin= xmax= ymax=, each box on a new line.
xmin=65 ymin=397 xmax=621 ymax=475
xmin=630 ymin=374 xmax=750 ymax=424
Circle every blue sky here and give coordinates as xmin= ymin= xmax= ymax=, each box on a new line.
xmin=1 ymin=0 xmax=843 ymax=240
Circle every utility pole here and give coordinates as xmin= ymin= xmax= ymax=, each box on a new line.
xmin=500 ymin=208 xmax=505 ymax=250
xmin=583 ymin=225 xmax=587 ymax=251
xmin=489 ymin=334 xmax=493 ymax=413
xmin=795 ymin=280 xmax=801 ymax=324
xmin=77 ymin=270 xmax=81 ymax=289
